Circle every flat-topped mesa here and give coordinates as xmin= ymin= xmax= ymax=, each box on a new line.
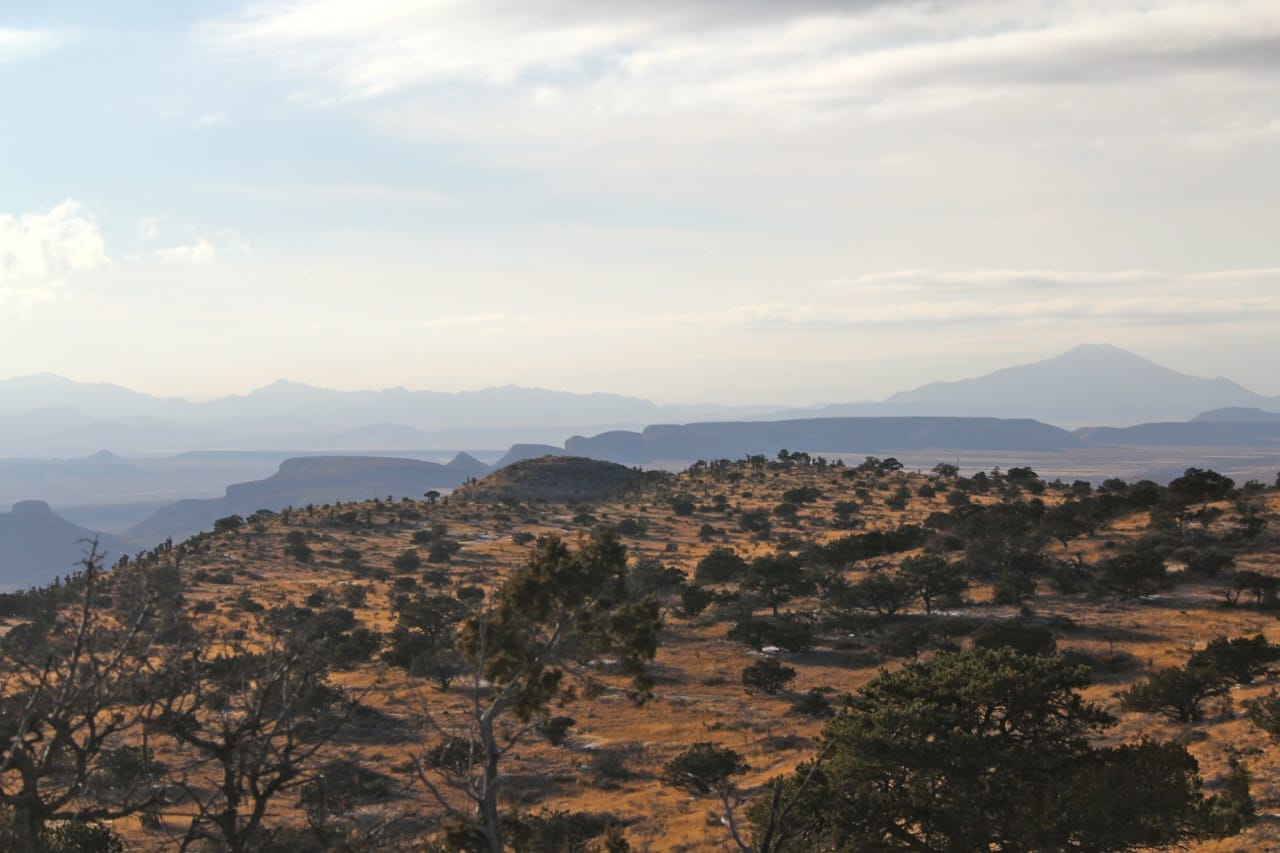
xmin=566 ymin=416 xmax=1079 ymax=465
xmin=493 ymin=443 xmax=567 ymax=469
xmin=11 ymin=499 xmax=56 ymax=516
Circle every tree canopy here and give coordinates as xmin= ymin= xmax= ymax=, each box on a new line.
xmin=751 ymin=648 xmax=1210 ymax=852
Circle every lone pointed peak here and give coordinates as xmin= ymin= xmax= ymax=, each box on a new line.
xmin=1051 ymin=343 xmax=1147 ymax=363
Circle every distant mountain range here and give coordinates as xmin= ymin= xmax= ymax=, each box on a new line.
xmin=1 ymin=345 xmax=1276 ymax=458
xmin=785 ymin=345 xmax=1280 ymax=427
xmin=1192 ymin=407 xmax=1280 ymax=424
xmin=5 ymin=344 xmax=1280 ymax=590
xmin=1076 ymin=421 xmax=1280 ymax=447
xmin=0 ymin=375 xmax=774 ymax=455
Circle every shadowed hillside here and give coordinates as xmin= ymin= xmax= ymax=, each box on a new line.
xmin=455 ymin=455 xmax=663 ymax=504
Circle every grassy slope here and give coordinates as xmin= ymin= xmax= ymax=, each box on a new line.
xmin=77 ymin=459 xmax=1280 ymax=850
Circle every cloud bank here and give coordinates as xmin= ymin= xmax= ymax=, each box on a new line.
xmin=208 ymin=1 xmax=1280 ymax=115
xmin=0 ymin=201 xmax=109 ymax=308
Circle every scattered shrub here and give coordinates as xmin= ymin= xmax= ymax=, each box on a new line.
xmin=660 ymin=743 xmax=748 ymax=795
xmin=741 ymin=657 xmax=797 ymax=695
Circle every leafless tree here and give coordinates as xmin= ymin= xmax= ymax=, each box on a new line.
xmin=154 ymin=627 xmax=360 ymax=853
xmin=0 ymin=542 xmax=176 ymax=849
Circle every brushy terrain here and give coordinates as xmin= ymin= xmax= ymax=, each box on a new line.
xmin=4 ymin=453 xmax=1280 ymax=851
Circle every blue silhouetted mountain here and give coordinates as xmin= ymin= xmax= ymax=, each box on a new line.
xmin=0 ymin=375 xmax=762 ymax=431
xmin=1191 ymin=407 xmax=1280 ymax=423
xmin=445 ymin=452 xmax=492 ymax=479
xmin=561 ymin=431 xmax=646 ymax=463
xmin=0 ymin=374 xmax=198 ymax=420
xmin=494 ymin=444 xmax=567 ymax=469
xmin=0 ymin=501 xmax=129 ymax=591
xmin=873 ymin=345 xmax=1277 ymax=426
xmin=1075 ymin=421 xmax=1280 ymax=447
xmin=566 ymin=417 xmax=1080 ymax=464
xmin=772 ymin=345 xmax=1277 ymax=427
xmin=5 ymin=345 xmax=1278 ymax=456
xmin=0 ymin=376 xmax=769 ymax=456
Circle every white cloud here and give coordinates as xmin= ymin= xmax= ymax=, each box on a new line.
xmin=421 ymin=312 xmax=521 ymax=331
xmin=0 ymin=201 xmax=109 ymax=309
xmin=713 ymin=267 xmax=1280 ymax=332
xmin=197 ymin=112 xmax=229 ymax=126
xmin=206 ymin=0 xmax=656 ymax=97
xmin=0 ymin=28 xmax=64 ymax=63
xmin=1190 ymin=267 xmax=1280 ymax=284
xmin=207 ymin=1 xmax=1280 ymax=117
xmin=215 ymin=181 xmax=451 ymax=205
xmin=155 ymin=239 xmax=217 ymax=265
xmin=137 ymin=217 xmax=160 ymax=240
xmin=844 ymin=269 xmax=1161 ymax=294
xmin=201 ymin=0 xmax=1280 ymax=262
xmin=399 ymin=265 xmax=1280 ymax=338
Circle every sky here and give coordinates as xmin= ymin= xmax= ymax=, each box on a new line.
xmin=2 ymin=0 xmax=1279 ymax=406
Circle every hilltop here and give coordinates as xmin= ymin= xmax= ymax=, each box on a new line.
xmin=455 ymin=455 xmax=662 ymax=504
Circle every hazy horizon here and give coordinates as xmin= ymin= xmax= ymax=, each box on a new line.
xmin=4 ymin=2 xmax=1279 ymax=405
xmin=3 ymin=340 xmax=1280 ymax=412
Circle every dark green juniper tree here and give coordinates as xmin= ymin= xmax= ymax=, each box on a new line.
xmin=411 ymin=528 xmax=661 ymax=852
xmin=739 ymin=649 xmax=1214 ymax=852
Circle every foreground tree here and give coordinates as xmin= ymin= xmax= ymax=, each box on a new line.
xmin=412 ymin=529 xmax=661 ymax=851
xmin=0 ymin=545 xmax=177 ymax=849
xmin=154 ymin=627 xmax=358 ymax=852
xmin=748 ymin=649 xmax=1212 ymax=851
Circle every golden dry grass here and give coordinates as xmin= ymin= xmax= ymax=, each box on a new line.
xmin=56 ymin=462 xmax=1280 ymax=850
